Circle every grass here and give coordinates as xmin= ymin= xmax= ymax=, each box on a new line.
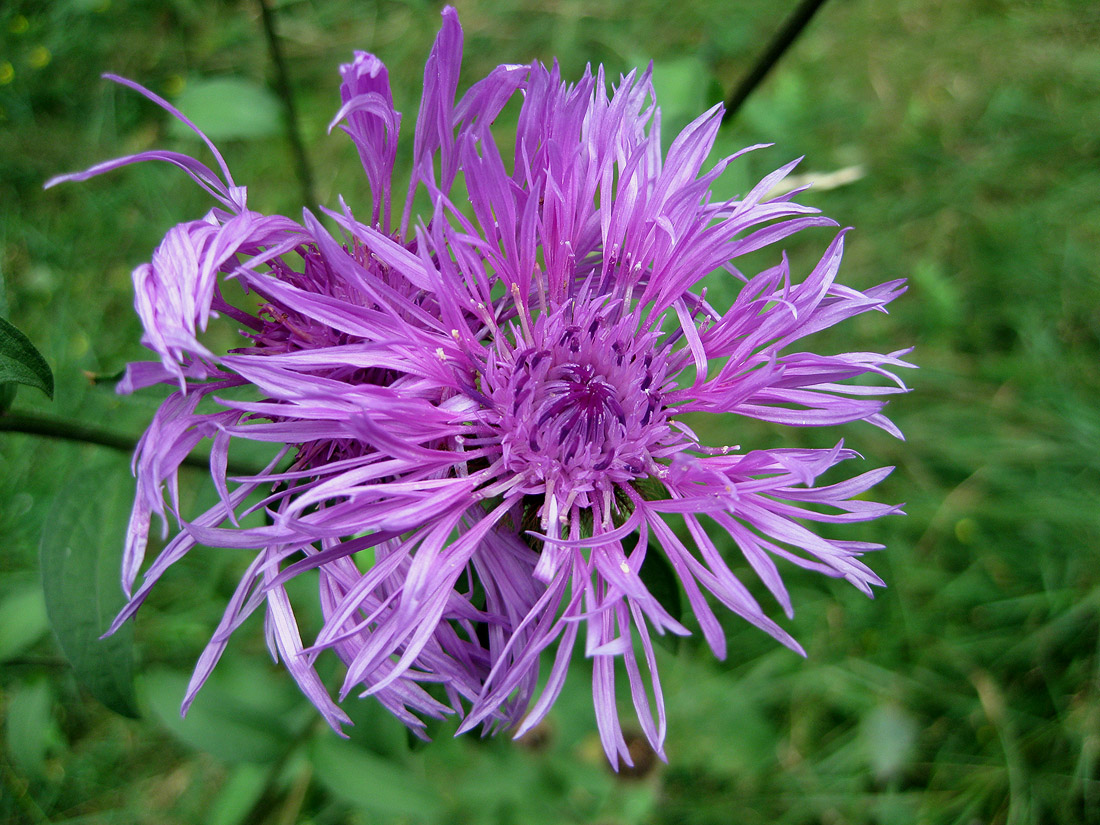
xmin=2 ymin=0 xmax=1099 ymax=823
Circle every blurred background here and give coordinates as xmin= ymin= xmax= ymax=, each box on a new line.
xmin=2 ymin=0 xmax=1099 ymax=822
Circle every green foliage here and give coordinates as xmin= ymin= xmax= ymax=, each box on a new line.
xmin=207 ymin=763 xmax=269 ymax=825
xmin=0 ymin=314 xmax=54 ymax=408
xmin=142 ymin=665 xmax=303 ymax=764
xmin=5 ymin=677 xmax=63 ymax=778
xmin=310 ymin=736 xmax=445 ymax=819
xmin=0 ymin=582 xmax=49 ymax=662
xmin=648 ymin=56 xmax=724 ymax=138
xmin=1 ymin=237 xmax=51 ymax=411
xmin=39 ymin=462 xmax=138 ymax=717
xmin=638 ymin=540 xmax=683 ymax=650
xmin=1 ymin=0 xmax=1098 ymax=823
xmin=169 ymin=77 xmax=283 ymax=142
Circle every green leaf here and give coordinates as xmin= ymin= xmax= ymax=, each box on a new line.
xmin=0 ymin=584 xmax=50 ymax=661
xmin=170 ymin=77 xmax=283 ymax=142
xmin=209 ymin=763 xmax=269 ymax=825
xmin=5 ymin=678 xmax=61 ymax=777
xmin=703 ymin=126 xmax=759 ymax=203
xmin=39 ymin=461 xmax=139 ymax=717
xmin=0 ymin=315 xmax=54 ymax=400
xmin=861 ymin=703 xmax=918 ymax=782
xmin=648 ymin=56 xmax=714 ymax=137
xmin=142 ymin=664 xmax=300 ymax=764
xmin=310 ymin=736 xmax=444 ymax=819
xmin=910 ymin=258 xmax=963 ymax=335
xmin=340 ymin=687 xmax=410 ymax=759
xmin=638 ymin=542 xmax=683 ymax=653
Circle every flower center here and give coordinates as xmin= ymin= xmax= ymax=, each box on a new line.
xmin=532 ymin=361 xmax=625 ymax=459
xmin=480 ymin=299 xmax=675 ymax=518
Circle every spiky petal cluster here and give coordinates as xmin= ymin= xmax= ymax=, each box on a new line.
xmin=47 ymin=8 xmax=912 ymax=766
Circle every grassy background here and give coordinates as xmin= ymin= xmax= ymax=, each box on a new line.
xmin=2 ymin=0 xmax=1099 ymax=822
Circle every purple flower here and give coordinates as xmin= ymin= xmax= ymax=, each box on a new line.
xmin=48 ymin=8 xmax=912 ymax=766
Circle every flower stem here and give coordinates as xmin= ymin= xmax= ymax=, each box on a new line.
xmin=0 ymin=410 xmax=264 ymax=476
xmin=257 ymin=0 xmax=317 ymax=208
xmin=722 ymin=0 xmax=832 ymax=125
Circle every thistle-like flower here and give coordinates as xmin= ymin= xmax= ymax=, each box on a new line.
xmin=48 ymin=8 xmax=912 ymax=766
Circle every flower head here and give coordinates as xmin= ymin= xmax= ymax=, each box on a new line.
xmin=49 ymin=7 xmax=912 ymax=765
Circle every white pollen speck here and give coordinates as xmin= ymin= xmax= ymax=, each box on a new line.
xmin=620 ymin=560 xmax=631 ymax=574
xmin=436 ymin=347 xmax=446 ymax=360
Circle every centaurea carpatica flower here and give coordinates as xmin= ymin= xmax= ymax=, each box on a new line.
xmin=303 ymin=34 xmax=914 ymax=765
xmin=49 ymin=8 xmax=913 ymax=766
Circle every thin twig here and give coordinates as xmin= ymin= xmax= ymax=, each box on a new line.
xmin=257 ymin=0 xmax=317 ymax=207
xmin=722 ymin=0 xmax=832 ymax=126
xmin=0 ymin=411 xmax=265 ymax=477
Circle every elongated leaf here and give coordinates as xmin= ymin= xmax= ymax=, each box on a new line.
xmin=637 ymin=539 xmax=683 ymax=653
xmin=648 ymin=56 xmax=718 ymax=136
xmin=0 ymin=584 xmax=50 ymax=661
xmin=142 ymin=663 xmax=303 ymax=764
xmin=5 ymin=678 xmax=61 ymax=777
xmin=170 ymin=77 xmax=282 ymax=141
xmin=311 ymin=736 xmax=444 ymax=818
xmin=0 ymin=314 xmax=54 ymax=400
xmin=861 ymin=703 xmax=918 ymax=781
xmin=209 ymin=763 xmax=269 ymax=825
xmin=39 ymin=461 xmax=138 ymax=717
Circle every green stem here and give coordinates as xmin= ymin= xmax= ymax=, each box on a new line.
xmin=257 ymin=0 xmax=317 ymax=209
xmin=722 ymin=0 xmax=832 ymax=125
xmin=0 ymin=410 xmax=265 ymax=477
